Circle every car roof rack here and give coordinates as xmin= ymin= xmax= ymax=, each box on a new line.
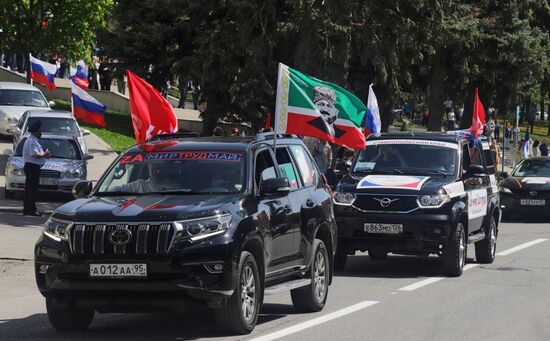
xmin=255 ymin=132 xmax=299 ymax=141
xmin=147 ymin=132 xmax=200 ymax=142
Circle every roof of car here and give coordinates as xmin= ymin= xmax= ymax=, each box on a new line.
xmin=125 ymin=134 xmax=304 ymax=153
xmin=367 ymin=132 xmax=471 ymax=143
xmin=0 ymin=82 xmax=42 ymax=91
xmin=26 ymin=110 xmax=72 ymax=118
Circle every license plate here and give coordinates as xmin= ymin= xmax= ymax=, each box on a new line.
xmin=364 ymin=223 xmax=403 ymax=234
xmin=90 ymin=264 xmax=147 ymax=278
xmin=39 ymin=178 xmax=58 ymax=186
xmin=520 ymin=199 xmax=545 ymax=206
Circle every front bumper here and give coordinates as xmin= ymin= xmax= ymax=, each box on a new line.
xmin=6 ymin=174 xmax=82 ymax=193
xmin=35 ymin=232 xmax=239 ymax=311
xmin=335 ymin=207 xmax=452 ymax=254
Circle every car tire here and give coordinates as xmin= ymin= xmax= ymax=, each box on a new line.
xmin=334 ymin=244 xmax=347 ymax=271
xmin=475 ymin=216 xmax=497 ymax=264
xmin=368 ymin=248 xmax=388 ymax=260
xmin=46 ymin=297 xmax=94 ymax=331
xmin=442 ymin=223 xmax=466 ymax=277
xmin=4 ymin=189 xmax=14 ymax=199
xmin=215 ymin=251 xmax=260 ymax=335
xmin=291 ymin=239 xmax=329 ymax=312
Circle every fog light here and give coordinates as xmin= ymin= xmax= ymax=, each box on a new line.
xmin=38 ymin=265 xmax=49 ymax=274
xmin=434 ymin=228 xmax=441 ymax=235
xmin=204 ymin=263 xmax=224 ymax=273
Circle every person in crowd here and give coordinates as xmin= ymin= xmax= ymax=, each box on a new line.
xmin=189 ymin=80 xmax=200 ymax=110
xmin=98 ymin=57 xmax=113 ymax=91
xmin=444 ymin=97 xmax=453 ymax=111
xmin=403 ymin=102 xmax=412 ymax=120
xmin=213 ymin=126 xmax=225 ymax=136
xmin=422 ymin=109 xmax=429 ymax=127
xmin=22 ymin=121 xmax=51 ymax=216
xmin=494 ymin=119 xmax=500 ymax=141
xmin=113 ymin=61 xmax=126 ymax=95
xmin=303 ymin=136 xmax=319 ymax=156
xmin=490 ymin=137 xmax=500 ymax=170
xmin=177 ymin=75 xmax=189 ymax=108
xmin=532 ymin=140 xmax=541 ymax=157
xmin=230 ymin=128 xmax=240 ymax=136
xmin=457 ymin=102 xmax=464 ymax=123
xmin=88 ymin=56 xmax=100 ymax=90
xmin=504 ymin=122 xmax=512 ymax=149
xmin=485 ymin=117 xmax=495 ymax=138
xmin=160 ymin=78 xmax=170 ymax=98
xmin=315 ymin=140 xmax=333 ymax=174
xmin=447 ymin=108 xmax=456 ymax=131
xmin=527 ymin=113 xmax=535 ymax=134
xmin=539 ymin=138 xmax=548 ymax=156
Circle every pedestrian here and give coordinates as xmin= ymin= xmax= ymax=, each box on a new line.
xmin=213 ymin=126 xmax=225 ymax=136
xmin=177 ymin=75 xmax=188 ymax=108
xmin=485 ymin=117 xmax=495 ymax=138
xmin=532 ymin=140 xmax=541 ymax=157
xmin=457 ymin=103 xmax=464 ymax=123
xmin=189 ymin=80 xmax=200 ymax=110
xmin=494 ymin=120 xmax=500 ymax=142
xmin=422 ymin=109 xmax=429 ymax=127
xmin=527 ymin=113 xmax=535 ymax=134
xmin=444 ymin=97 xmax=453 ymax=111
xmin=113 ymin=61 xmax=126 ymax=95
xmin=447 ymin=108 xmax=456 ymax=131
xmin=403 ymin=102 xmax=412 ymax=120
xmin=504 ymin=122 xmax=512 ymax=149
xmin=539 ymin=138 xmax=548 ymax=156
xmin=98 ymin=57 xmax=113 ymax=91
xmin=88 ymin=56 xmax=100 ymax=90
xmin=490 ymin=138 xmax=500 ymax=170
xmin=315 ymin=139 xmax=333 ymax=174
xmin=230 ymin=128 xmax=240 ymax=136
xmin=22 ymin=121 xmax=51 ymax=216
xmin=303 ymin=136 xmax=319 ymax=156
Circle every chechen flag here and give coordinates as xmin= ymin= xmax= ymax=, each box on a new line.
xmin=364 ymin=83 xmax=381 ymax=136
xmin=127 ymin=70 xmax=178 ymax=144
xmin=274 ymin=63 xmax=366 ymax=149
xmin=470 ymin=87 xmax=486 ymax=138
xmin=70 ymin=60 xmax=89 ymax=90
xmin=29 ymin=54 xmax=58 ymax=91
xmin=71 ymin=82 xmax=106 ymax=127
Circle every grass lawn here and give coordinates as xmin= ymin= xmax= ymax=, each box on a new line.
xmin=52 ymin=99 xmax=136 ymax=153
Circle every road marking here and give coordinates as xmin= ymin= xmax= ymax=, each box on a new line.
xmin=250 ymin=300 xmax=379 ymax=341
xmin=399 ymin=263 xmax=480 ymax=292
xmin=390 ymin=292 xmax=398 ymax=295
xmin=496 ymin=239 xmax=548 ymax=256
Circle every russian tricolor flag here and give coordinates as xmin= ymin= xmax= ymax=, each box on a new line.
xmin=364 ymin=83 xmax=381 ymax=136
xmin=71 ymin=82 xmax=107 ymax=127
xmin=70 ymin=60 xmax=89 ymax=90
xmin=29 ymin=54 xmax=58 ymax=91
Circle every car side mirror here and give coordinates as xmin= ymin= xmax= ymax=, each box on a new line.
xmin=466 ymin=165 xmax=485 ymax=177
xmin=260 ymin=177 xmax=290 ymax=197
xmin=48 ymin=100 xmax=56 ymax=107
xmin=334 ymin=160 xmax=349 ymax=175
xmin=7 ymin=127 xmax=20 ymax=134
xmin=82 ymin=129 xmax=91 ymax=136
xmin=73 ymin=180 xmax=93 ymax=198
xmin=84 ymin=153 xmax=94 ymax=160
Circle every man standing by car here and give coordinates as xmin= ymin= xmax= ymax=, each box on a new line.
xmin=23 ymin=121 xmax=50 ymax=216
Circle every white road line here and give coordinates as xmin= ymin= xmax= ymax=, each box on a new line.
xmin=398 ymin=277 xmax=445 ymax=291
xmin=496 ymin=239 xmax=548 ymax=256
xmin=249 ymin=300 xmax=379 ymax=341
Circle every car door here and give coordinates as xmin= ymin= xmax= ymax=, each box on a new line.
xmin=462 ymin=143 xmax=489 ymax=231
xmin=275 ymin=146 xmax=309 ymax=266
xmin=255 ymin=148 xmax=294 ymax=273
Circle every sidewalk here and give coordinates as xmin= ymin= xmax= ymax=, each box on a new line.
xmin=0 ymin=132 xmax=117 ymax=214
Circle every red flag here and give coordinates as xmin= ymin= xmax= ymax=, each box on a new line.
xmin=470 ymin=87 xmax=485 ymax=138
xmin=264 ymin=113 xmax=271 ymax=129
xmin=127 ymin=70 xmax=178 ymax=143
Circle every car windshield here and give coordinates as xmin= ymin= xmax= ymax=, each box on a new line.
xmin=25 ymin=117 xmax=79 ymax=136
xmin=97 ymin=151 xmax=247 ymax=195
xmin=513 ymin=159 xmax=550 ymax=177
xmin=0 ymin=89 xmax=48 ymax=107
xmin=353 ymin=139 xmax=459 ymax=176
xmin=16 ymin=137 xmax=81 ymax=159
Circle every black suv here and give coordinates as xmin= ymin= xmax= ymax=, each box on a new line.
xmin=35 ymin=133 xmax=336 ymax=334
xmin=333 ymin=133 xmax=500 ymax=276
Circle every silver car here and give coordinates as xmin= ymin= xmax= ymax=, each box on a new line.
xmin=12 ymin=110 xmax=89 ymax=154
xmin=4 ymin=134 xmax=93 ymax=199
xmin=0 ymin=82 xmax=54 ymax=135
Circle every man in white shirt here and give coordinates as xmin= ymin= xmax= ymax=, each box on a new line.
xmin=22 ymin=121 xmax=50 ymax=216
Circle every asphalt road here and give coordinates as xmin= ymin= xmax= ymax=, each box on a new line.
xmin=0 ymin=215 xmax=548 ymax=341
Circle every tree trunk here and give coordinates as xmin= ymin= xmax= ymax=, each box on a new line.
xmin=426 ymin=54 xmax=446 ymax=132
xmin=540 ymin=95 xmax=545 ymax=122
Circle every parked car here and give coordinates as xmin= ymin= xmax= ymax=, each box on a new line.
xmin=499 ymin=157 xmax=550 ymax=218
xmin=4 ymin=134 xmax=92 ymax=198
xmin=12 ymin=110 xmax=89 ymax=153
xmin=535 ymin=111 xmax=548 ymax=120
xmin=333 ymin=133 xmax=500 ymax=276
xmin=0 ymin=82 xmax=54 ymax=135
xmin=34 ymin=132 xmax=336 ymax=334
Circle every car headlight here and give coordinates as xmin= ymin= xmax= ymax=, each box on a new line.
xmin=333 ymin=191 xmax=356 ymax=206
xmin=418 ymin=194 xmax=451 ymax=208
xmin=499 ymin=187 xmax=512 ymax=194
xmin=65 ymin=167 xmax=84 ymax=178
xmin=174 ymin=214 xmax=231 ymax=243
xmin=44 ymin=218 xmax=71 ymax=241
xmin=8 ymin=165 xmax=24 ymax=176
xmin=7 ymin=116 xmax=18 ymax=123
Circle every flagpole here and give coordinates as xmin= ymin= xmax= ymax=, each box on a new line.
xmin=273 ymin=64 xmax=283 ymax=153
xmin=28 ymin=53 xmax=33 ymax=86
xmin=70 ymin=82 xmax=75 ymax=117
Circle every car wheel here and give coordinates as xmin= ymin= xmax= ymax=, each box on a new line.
xmin=442 ymin=223 xmax=466 ymax=277
xmin=215 ymin=251 xmax=260 ymax=334
xmin=334 ymin=244 xmax=347 ymax=271
xmin=46 ymin=297 xmax=94 ymax=331
xmin=368 ymin=248 xmax=388 ymax=260
xmin=475 ymin=216 xmax=497 ymax=264
xmin=291 ymin=239 xmax=329 ymax=312
xmin=4 ymin=189 xmax=14 ymax=199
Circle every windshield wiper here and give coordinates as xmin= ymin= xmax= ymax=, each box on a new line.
xmin=94 ymin=191 xmax=145 ymax=196
xmin=148 ymin=190 xmax=230 ymax=195
xmin=399 ymin=168 xmax=449 ymax=177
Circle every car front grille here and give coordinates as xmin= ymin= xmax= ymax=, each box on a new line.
xmin=510 ymin=188 xmax=550 ymax=198
xmin=40 ymin=170 xmax=61 ymax=178
xmin=69 ymin=223 xmax=175 ymax=255
xmin=353 ymin=195 xmax=418 ymax=213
